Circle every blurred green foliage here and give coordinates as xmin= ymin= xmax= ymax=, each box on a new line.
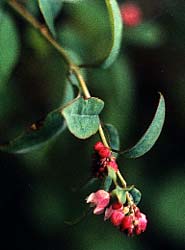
xmin=0 ymin=0 xmax=185 ymax=250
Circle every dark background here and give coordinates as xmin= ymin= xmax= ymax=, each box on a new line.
xmin=0 ymin=1 xmax=184 ymax=249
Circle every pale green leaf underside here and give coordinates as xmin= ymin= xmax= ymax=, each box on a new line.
xmin=0 ymin=108 xmax=66 ymax=154
xmin=62 ymin=97 xmax=104 ymax=139
xmin=102 ymin=0 xmax=123 ymax=68
xmin=112 ymin=186 xmax=127 ymax=204
xmin=38 ymin=0 xmax=63 ymax=36
xmin=129 ymin=187 xmax=141 ymax=205
xmin=104 ymin=123 xmax=120 ymax=151
xmin=123 ymin=93 xmax=165 ymax=158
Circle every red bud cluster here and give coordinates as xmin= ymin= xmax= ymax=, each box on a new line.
xmin=105 ymin=203 xmax=147 ymax=236
xmin=92 ymin=141 xmax=118 ymax=177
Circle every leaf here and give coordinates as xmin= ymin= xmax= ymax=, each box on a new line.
xmin=107 ymin=166 xmax=117 ymax=183
xmin=102 ymin=176 xmax=112 ymax=192
xmin=101 ymin=0 xmax=123 ymax=68
xmin=104 ymin=123 xmax=120 ymax=157
xmin=0 ymin=10 xmax=20 ymax=83
xmin=0 ymin=108 xmax=66 ymax=154
xmin=38 ymin=0 xmax=63 ymax=36
xmin=129 ymin=187 xmax=141 ymax=205
xmin=111 ymin=186 xmax=127 ymax=204
xmin=123 ymin=93 xmax=165 ymax=158
xmin=62 ymin=97 xmax=104 ymax=139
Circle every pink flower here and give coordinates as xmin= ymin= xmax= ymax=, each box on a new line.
xmin=135 ymin=212 xmax=147 ymax=235
xmin=121 ymin=215 xmax=133 ymax=232
xmin=104 ymin=202 xmax=124 ymax=226
xmin=86 ymin=190 xmax=110 ymax=215
xmin=121 ymin=206 xmax=148 ymax=236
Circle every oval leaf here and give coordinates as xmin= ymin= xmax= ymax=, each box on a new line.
xmin=123 ymin=93 xmax=165 ymax=158
xmin=0 ymin=108 xmax=66 ymax=154
xmin=107 ymin=166 xmax=117 ymax=183
xmin=62 ymin=97 xmax=104 ymax=139
xmin=111 ymin=186 xmax=127 ymax=204
xmin=38 ymin=0 xmax=63 ymax=37
xmin=129 ymin=187 xmax=141 ymax=205
xmin=104 ymin=123 xmax=120 ymax=156
xmin=102 ymin=176 xmax=112 ymax=192
xmin=102 ymin=0 xmax=123 ymax=68
xmin=0 ymin=10 xmax=20 ymax=83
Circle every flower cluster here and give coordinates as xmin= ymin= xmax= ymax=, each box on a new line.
xmin=105 ymin=202 xmax=147 ymax=236
xmin=86 ymin=190 xmax=147 ymax=236
xmin=92 ymin=141 xmax=118 ymax=178
xmin=86 ymin=142 xmax=148 ymax=237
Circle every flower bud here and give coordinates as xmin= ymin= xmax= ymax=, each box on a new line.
xmin=98 ymin=147 xmax=111 ymax=158
xmin=94 ymin=141 xmax=104 ymax=151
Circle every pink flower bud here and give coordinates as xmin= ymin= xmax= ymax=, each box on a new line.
xmin=98 ymin=147 xmax=111 ymax=158
xmin=121 ymin=215 xmax=133 ymax=231
xmin=112 ymin=202 xmax=122 ymax=210
xmin=110 ymin=210 xmax=125 ymax=226
xmin=104 ymin=202 xmax=124 ymax=226
xmin=94 ymin=141 xmax=104 ymax=151
xmin=135 ymin=212 xmax=148 ymax=235
xmin=86 ymin=190 xmax=110 ymax=215
xmin=120 ymin=3 xmax=142 ymax=27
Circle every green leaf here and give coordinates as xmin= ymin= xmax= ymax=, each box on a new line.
xmin=0 ymin=108 xmax=66 ymax=154
xmin=125 ymin=22 xmax=165 ymax=48
xmin=107 ymin=166 xmax=117 ymax=183
xmin=0 ymin=10 xmax=20 ymax=83
xmin=129 ymin=187 xmax=141 ymax=205
xmin=123 ymin=93 xmax=165 ymax=158
xmin=102 ymin=176 xmax=112 ymax=192
xmin=38 ymin=0 xmax=63 ymax=36
xmin=104 ymin=123 xmax=120 ymax=155
xmin=62 ymin=97 xmax=104 ymax=139
xmin=101 ymin=0 xmax=123 ymax=68
xmin=111 ymin=186 xmax=126 ymax=204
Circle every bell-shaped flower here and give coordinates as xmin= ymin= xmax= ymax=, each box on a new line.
xmin=86 ymin=190 xmax=110 ymax=215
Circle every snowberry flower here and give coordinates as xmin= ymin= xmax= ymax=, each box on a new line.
xmin=86 ymin=190 xmax=110 ymax=215
xmin=104 ymin=202 xmax=124 ymax=226
xmin=135 ymin=212 xmax=148 ymax=235
xmin=121 ymin=206 xmax=148 ymax=236
xmin=120 ymin=3 xmax=143 ymax=27
xmin=121 ymin=215 xmax=134 ymax=235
